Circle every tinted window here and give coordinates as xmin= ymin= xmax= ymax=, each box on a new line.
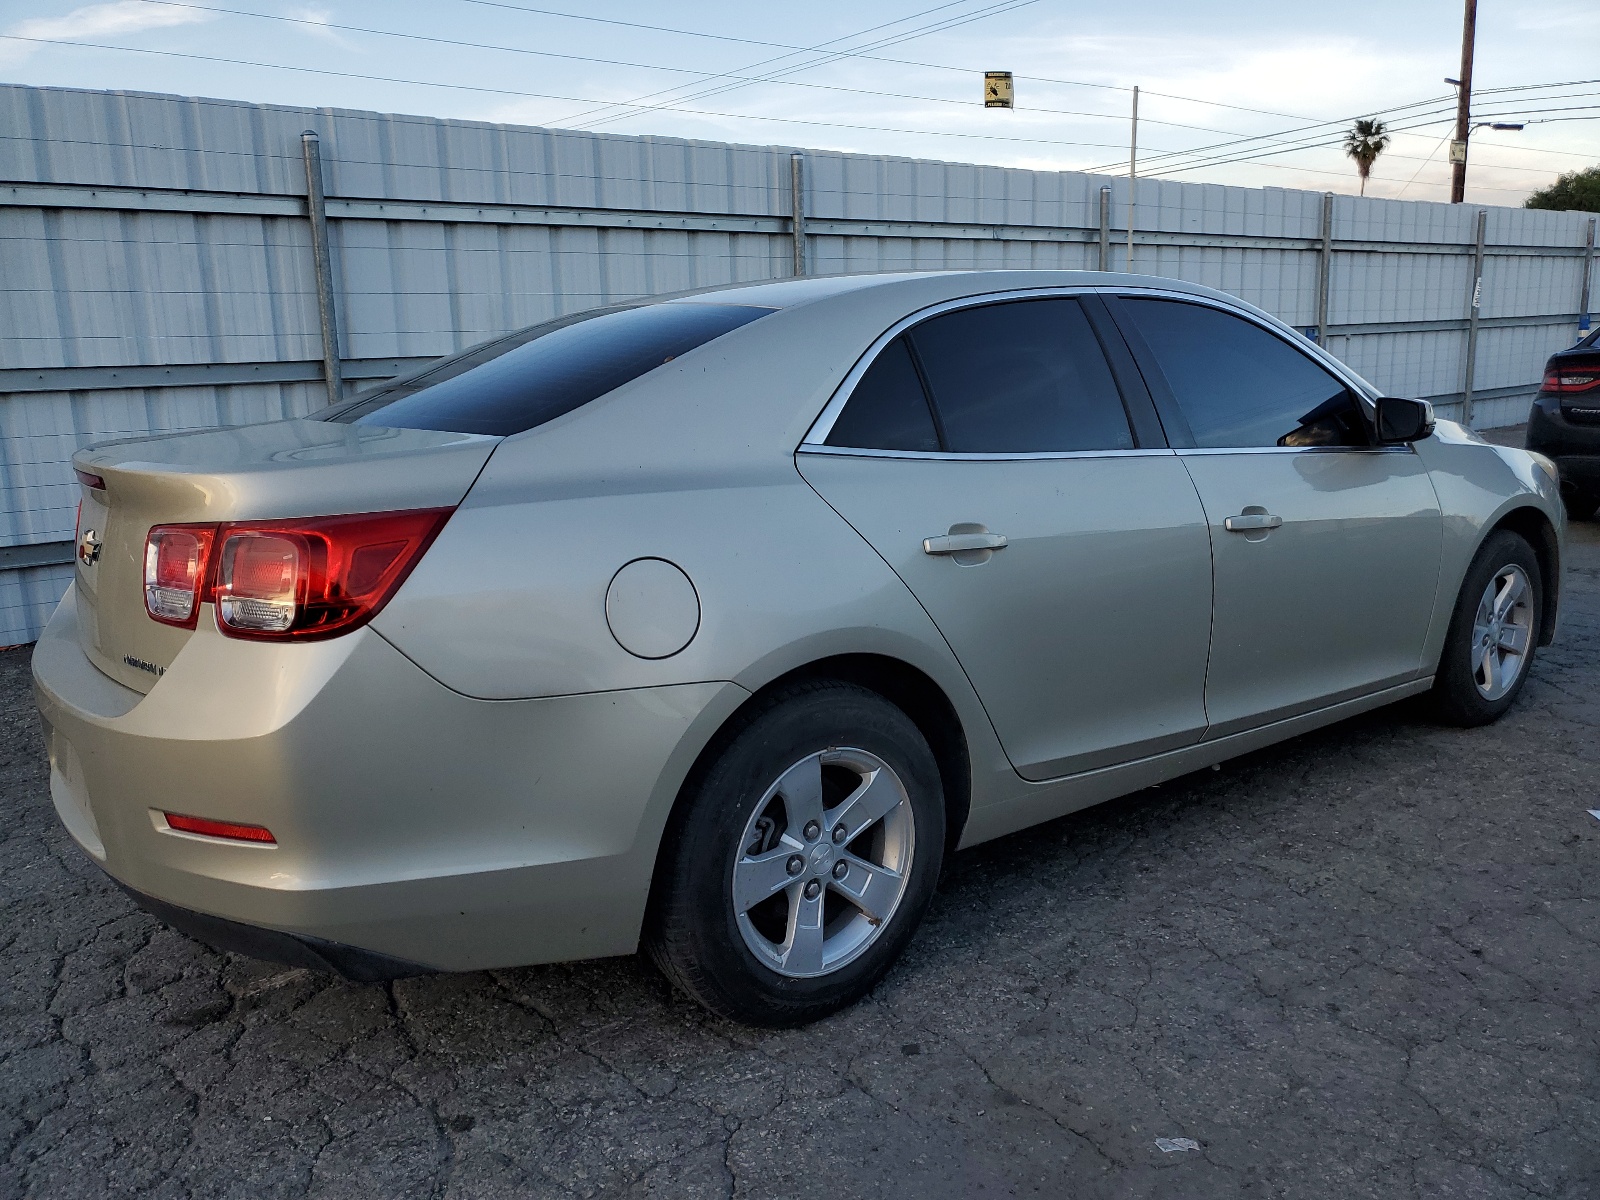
xmin=1121 ymin=298 xmax=1368 ymax=448
xmin=331 ymin=302 xmax=772 ymax=436
xmin=908 ymin=298 xmax=1133 ymax=453
xmin=825 ymin=336 xmax=940 ymax=452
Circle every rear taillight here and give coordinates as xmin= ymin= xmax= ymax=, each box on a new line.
xmin=75 ymin=468 xmax=106 ymax=491
xmin=144 ymin=524 xmax=217 ymax=628
xmin=1544 ymin=369 xmax=1600 ymax=394
xmin=142 ymin=508 xmax=451 ymax=640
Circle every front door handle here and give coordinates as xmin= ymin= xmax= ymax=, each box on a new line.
xmin=1223 ymin=512 xmax=1283 ymax=533
xmin=923 ymin=532 xmax=1009 ymax=555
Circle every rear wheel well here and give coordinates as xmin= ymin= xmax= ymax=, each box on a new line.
xmin=1484 ymin=506 xmax=1559 ymax=646
xmin=656 ymin=656 xmax=972 ymax=885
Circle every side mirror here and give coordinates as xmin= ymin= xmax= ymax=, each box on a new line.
xmin=1374 ymin=396 xmax=1435 ymax=444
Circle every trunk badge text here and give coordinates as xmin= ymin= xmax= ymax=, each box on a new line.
xmin=77 ymin=529 xmax=101 ymax=565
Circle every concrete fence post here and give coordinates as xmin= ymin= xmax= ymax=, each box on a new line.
xmin=1462 ymin=209 xmax=1488 ymax=427
xmin=300 ymin=130 xmax=343 ymax=406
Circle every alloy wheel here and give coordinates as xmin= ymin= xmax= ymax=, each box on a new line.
xmin=1471 ymin=563 xmax=1534 ymax=701
xmin=730 ymin=748 xmax=915 ymax=979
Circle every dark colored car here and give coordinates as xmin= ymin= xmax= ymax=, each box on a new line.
xmin=1526 ymin=326 xmax=1600 ymax=519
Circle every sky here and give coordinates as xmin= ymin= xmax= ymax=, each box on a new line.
xmin=1 ymin=0 xmax=1597 ymax=207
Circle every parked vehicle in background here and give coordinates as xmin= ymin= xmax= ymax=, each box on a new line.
xmin=1527 ymin=326 xmax=1600 ymax=520
xmin=33 ymin=270 xmax=1565 ymax=1027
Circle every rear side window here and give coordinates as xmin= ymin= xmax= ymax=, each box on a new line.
xmin=909 ymin=298 xmax=1133 ymax=453
xmin=330 ymin=302 xmax=772 ymax=436
xmin=1120 ymin=298 xmax=1367 ymax=449
xmin=823 ymin=297 xmax=1134 ymax=454
xmin=824 ymin=336 xmax=940 ymax=452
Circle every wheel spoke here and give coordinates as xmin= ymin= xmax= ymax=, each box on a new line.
xmin=1498 ymin=623 xmax=1530 ymax=656
xmin=733 ymin=851 xmax=799 ymax=914
xmin=780 ymin=888 xmax=826 ymax=974
xmin=1493 ymin=571 xmax=1527 ymax=622
xmin=826 ymin=768 xmax=903 ymax=843
xmin=1481 ymin=643 xmax=1499 ymax=693
xmin=774 ymin=754 xmax=825 ymax=831
xmin=830 ymin=854 xmax=903 ymax=923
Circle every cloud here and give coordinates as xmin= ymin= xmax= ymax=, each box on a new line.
xmin=2 ymin=1 xmax=213 ymax=65
xmin=285 ymin=6 xmax=359 ymax=50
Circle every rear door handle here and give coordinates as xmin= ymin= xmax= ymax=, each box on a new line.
xmin=923 ymin=532 xmax=1009 ymax=555
xmin=1223 ymin=512 xmax=1283 ymax=533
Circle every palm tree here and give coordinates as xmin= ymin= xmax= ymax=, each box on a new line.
xmin=1343 ymin=118 xmax=1391 ymax=196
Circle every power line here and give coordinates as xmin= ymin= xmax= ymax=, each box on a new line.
xmin=1096 ymin=84 xmax=1600 ymax=178
xmin=561 ymin=0 xmax=1040 ymax=130
xmin=0 ymin=33 xmax=1151 ymax=153
xmin=1085 ymin=96 xmax=1460 ymax=175
xmin=1395 ymin=132 xmax=1455 ymax=197
xmin=130 ymin=0 xmax=1244 ymax=138
xmin=453 ymin=0 xmax=1346 ymax=126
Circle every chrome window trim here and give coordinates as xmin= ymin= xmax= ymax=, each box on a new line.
xmin=800 ymin=285 xmax=1109 ymax=449
xmin=796 ymin=445 xmax=1176 ymax=463
xmin=1175 ymin=444 xmax=1416 ymax=457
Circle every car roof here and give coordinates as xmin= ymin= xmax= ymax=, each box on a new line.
xmin=663 ymin=269 xmax=1243 ymax=313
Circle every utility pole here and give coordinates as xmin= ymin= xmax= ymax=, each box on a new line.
xmin=1449 ymin=0 xmax=1478 ymax=204
xmin=1126 ymin=85 xmax=1138 ymax=272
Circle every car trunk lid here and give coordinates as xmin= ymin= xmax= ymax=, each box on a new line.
xmin=71 ymin=419 xmax=498 ymax=693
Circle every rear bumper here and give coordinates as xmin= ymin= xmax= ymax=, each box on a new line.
xmin=33 ymin=585 xmax=747 ymax=972
xmin=114 ymin=878 xmax=430 ymax=981
xmin=1526 ymin=395 xmax=1600 ymax=490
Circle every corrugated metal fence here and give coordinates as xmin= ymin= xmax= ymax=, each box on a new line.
xmin=3 ymin=83 xmax=1597 ymax=645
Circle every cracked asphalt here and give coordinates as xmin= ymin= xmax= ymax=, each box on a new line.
xmin=3 ymin=521 xmax=1597 ymax=1198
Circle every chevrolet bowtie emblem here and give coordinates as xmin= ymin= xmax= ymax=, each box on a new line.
xmin=78 ymin=528 xmax=102 ymax=566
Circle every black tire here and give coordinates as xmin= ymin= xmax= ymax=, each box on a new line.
xmin=646 ymin=681 xmax=945 ymax=1027
xmin=1431 ymin=530 xmax=1542 ymax=727
xmin=1562 ymin=489 xmax=1598 ymax=522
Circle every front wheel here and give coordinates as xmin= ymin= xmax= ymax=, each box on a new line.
xmin=1431 ymin=530 xmax=1542 ymax=727
xmin=646 ymin=682 xmax=945 ymax=1027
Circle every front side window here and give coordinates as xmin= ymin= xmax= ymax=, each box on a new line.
xmin=1119 ymin=298 xmax=1368 ymax=449
xmin=329 ymin=302 xmax=772 ymax=436
xmin=823 ymin=296 xmax=1134 ymax=454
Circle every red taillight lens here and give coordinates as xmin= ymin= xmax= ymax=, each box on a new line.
xmin=1545 ymin=369 xmax=1600 ymax=394
xmin=218 ymin=532 xmax=305 ymax=634
xmin=144 ymin=524 xmax=218 ymax=628
xmin=143 ymin=508 xmax=449 ymax=638
xmin=75 ymin=468 xmax=106 ymax=491
xmin=163 ymin=812 xmax=276 ymax=844
xmin=213 ymin=508 xmax=451 ymax=641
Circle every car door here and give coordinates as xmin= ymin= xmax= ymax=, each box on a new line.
xmin=796 ymin=293 xmax=1214 ymax=780
xmin=1106 ymin=293 xmax=1444 ymax=737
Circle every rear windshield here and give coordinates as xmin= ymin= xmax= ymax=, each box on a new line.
xmin=327 ymin=302 xmax=773 ymax=436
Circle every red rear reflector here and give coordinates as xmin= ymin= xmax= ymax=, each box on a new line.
xmin=163 ymin=812 xmax=276 ymax=844
xmin=75 ymin=469 xmax=106 ymax=490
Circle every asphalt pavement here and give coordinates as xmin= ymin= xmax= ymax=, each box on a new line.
xmin=2 ymin=514 xmax=1596 ymax=1199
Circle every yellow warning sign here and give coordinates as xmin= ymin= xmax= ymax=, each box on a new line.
xmin=984 ymin=71 xmax=1014 ymax=109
